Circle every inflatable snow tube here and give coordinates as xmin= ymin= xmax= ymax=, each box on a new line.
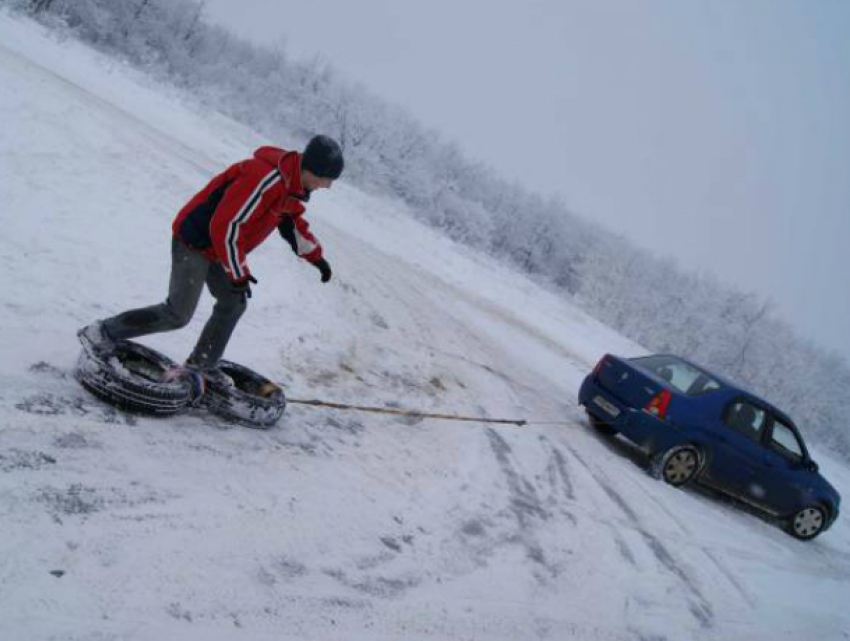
xmin=201 ymin=360 xmax=286 ymax=429
xmin=75 ymin=341 xmax=194 ymax=416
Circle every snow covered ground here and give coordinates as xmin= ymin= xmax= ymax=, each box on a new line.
xmin=1 ymin=13 xmax=849 ymax=641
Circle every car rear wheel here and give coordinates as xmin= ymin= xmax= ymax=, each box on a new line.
xmin=787 ymin=505 xmax=826 ymax=541
xmin=654 ymin=445 xmax=701 ymax=487
xmin=585 ymin=411 xmax=617 ymax=435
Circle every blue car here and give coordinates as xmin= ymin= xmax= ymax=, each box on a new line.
xmin=578 ymin=353 xmax=841 ymax=540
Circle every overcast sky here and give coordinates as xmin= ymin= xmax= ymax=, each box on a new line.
xmin=204 ymin=0 xmax=850 ymax=362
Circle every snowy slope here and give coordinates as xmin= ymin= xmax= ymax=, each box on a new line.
xmin=1 ymin=13 xmax=849 ymax=641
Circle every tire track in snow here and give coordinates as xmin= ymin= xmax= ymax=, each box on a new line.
xmin=535 ymin=436 xmax=646 ymax=574
xmin=601 ymin=452 xmax=762 ymax=610
xmin=484 ymin=429 xmax=557 ymax=575
xmin=540 ymin=436 xmax=575 ymax=503
xmin=561 ymin=421 xmax=768 ymax=611
xmin=557 ymin=438 xmax=715 ymax=629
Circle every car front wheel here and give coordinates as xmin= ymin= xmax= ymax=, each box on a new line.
xmin=788 ymin=505 xmax=827 ymax=541
xmin=654 ymin=445 xmax=701 ymax=487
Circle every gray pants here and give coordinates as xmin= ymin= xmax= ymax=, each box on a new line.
xmin=102 ymin=238 xmax=247 ymax=370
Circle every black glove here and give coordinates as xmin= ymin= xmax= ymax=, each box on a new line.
xmin=231 ymin=275 xmax=258 ymax=302
xmin=314 ymin=258 xmax=332 ymax=283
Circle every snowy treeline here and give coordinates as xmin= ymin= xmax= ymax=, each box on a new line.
xmin=6 ymin=0 xmax=849 ymax=460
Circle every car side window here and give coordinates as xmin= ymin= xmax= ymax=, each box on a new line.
xmin=769 ymin=419 xmax=804 ymax=462
xmin=687 ymin=375 xmax=721 ymax=397
xmin=723 ymin=401 xmax=766 ymax=442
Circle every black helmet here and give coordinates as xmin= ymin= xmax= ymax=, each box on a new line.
xmin=301 ymin=135 xmax=344 ymax=179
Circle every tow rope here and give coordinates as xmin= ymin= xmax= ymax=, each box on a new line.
xmin=286 ymin=397 xmax=573 ymax=427
xmin=287 ymin=397 xmax=528 ymax=426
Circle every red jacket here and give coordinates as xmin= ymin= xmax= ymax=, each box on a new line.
xmin=172 ymin=147 xmax=323 ymax=282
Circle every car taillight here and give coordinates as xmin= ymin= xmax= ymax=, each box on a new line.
xmin=644 ymin=390 xmax=672 ymax=420
xmin=592 ymin=354 xmax=609 ymax=377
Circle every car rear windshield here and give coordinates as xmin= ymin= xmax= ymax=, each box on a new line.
xmin=629 ymin=355 xmax=722 ymax=397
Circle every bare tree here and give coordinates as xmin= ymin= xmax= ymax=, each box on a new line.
xmin=30 ymin=0 xmax=56 ymax=14
xmin=183 ymin=0 xmax=206 ymax=43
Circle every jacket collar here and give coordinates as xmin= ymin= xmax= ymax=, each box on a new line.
xmin=278 ymin=151 xmax=306 ymax=198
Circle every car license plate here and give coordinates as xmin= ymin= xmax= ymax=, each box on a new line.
xmin=593 ymin=395 xmax=620 ymax=418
